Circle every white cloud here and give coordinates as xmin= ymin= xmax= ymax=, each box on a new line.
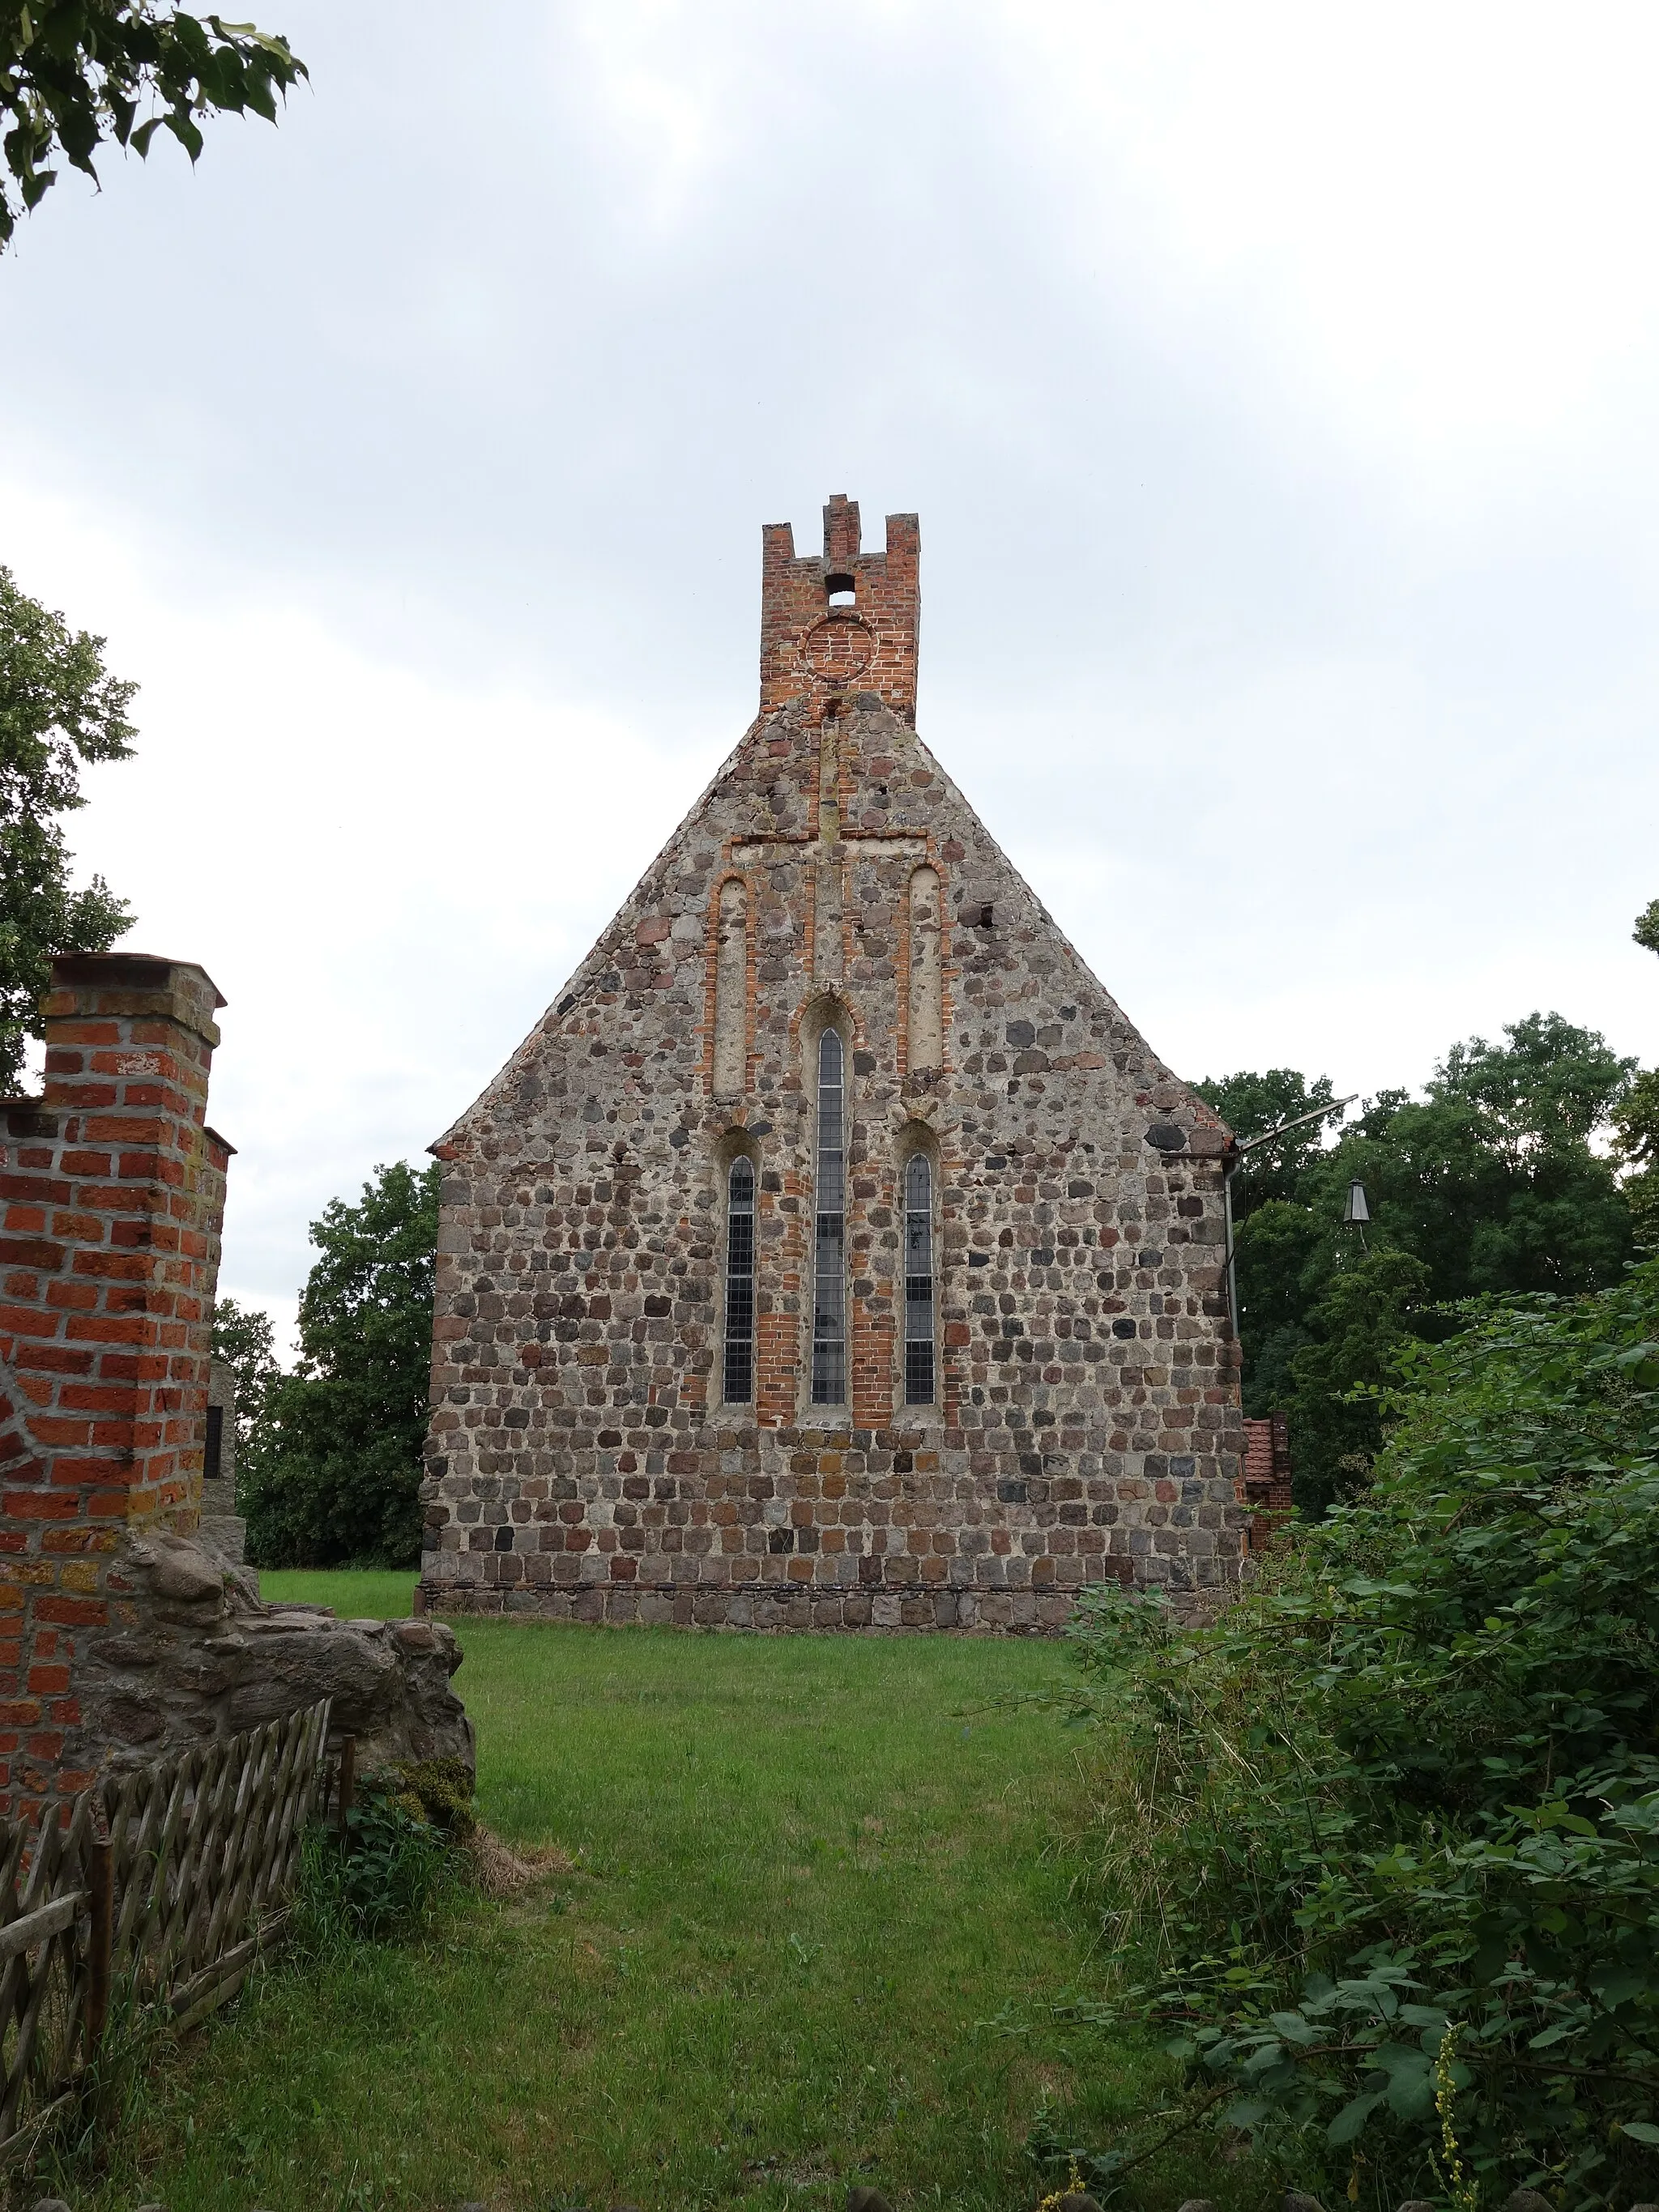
xmin=1012 ymin=2 xmax=1659 ymax=491
xmin=1 ymin=476 xmax=713 ymax=1337
xmin=1 ymin=0 xmax=1657 ymax=1336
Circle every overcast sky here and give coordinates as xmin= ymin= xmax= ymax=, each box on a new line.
xmin=3 ymin=1 xmax=1657 ymax=1345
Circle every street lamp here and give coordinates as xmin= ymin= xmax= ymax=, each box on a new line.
xmin=1343 ymin=1178 xmax=1371 ymax=1254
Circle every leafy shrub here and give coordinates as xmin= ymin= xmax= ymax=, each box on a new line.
xmin=296 ymin=1779 xmax=457 ymax=1946
xmin=1058 ymin=1256 xmax=1659 ymax=2210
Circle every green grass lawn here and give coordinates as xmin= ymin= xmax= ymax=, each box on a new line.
xmin=259 ymin=1566 xmax=420 ymax=1619
xmin=62 ymin=1579 xmax=1245 ymax=2212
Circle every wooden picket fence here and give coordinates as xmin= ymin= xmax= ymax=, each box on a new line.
xmin=0 ymin=1697 xmax=335 ymax=2160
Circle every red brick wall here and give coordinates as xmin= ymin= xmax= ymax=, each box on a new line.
xmin=1239 ymin=1411 xmax=1293 ymax=1549
xmin=760 ymin=496 xmax=920 ymax=725
xmin=0 ymin=955 xmax=230 ymax=1816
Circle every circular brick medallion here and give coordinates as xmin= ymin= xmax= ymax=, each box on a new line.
xmin=800 ymin=612 xmax=876 ymax=687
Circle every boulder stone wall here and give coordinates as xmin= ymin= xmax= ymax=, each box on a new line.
xmin=0 ymin=950 xmax=472 ymax=1816
xmin=86 ymin=1532 xmax=471 ymax=1782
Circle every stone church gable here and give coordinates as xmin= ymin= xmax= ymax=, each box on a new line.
xmin=419 ymin=495 xmax=1248 ymax=1630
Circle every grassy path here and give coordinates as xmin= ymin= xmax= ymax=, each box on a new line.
xmin=66 ymin=1577 xmax=1192 ymax=2212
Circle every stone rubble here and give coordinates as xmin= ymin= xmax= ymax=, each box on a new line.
xmin=81 ymin=1530 xmax=471 ymax=1779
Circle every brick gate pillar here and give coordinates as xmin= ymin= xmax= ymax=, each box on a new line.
xmin=0 ymin=954 xmax=231 ymax=1817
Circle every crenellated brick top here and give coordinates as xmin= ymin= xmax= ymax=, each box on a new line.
xmin=759 ymin=494 xmax=921 ymax=725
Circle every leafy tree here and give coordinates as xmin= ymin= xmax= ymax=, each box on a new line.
xmin=1197 ymin=1067 xmax=1340 ymax=1214
xmin=1614 ymin=1070 xmax=1659 ymax=1246
xmin=1199 ymin=1014 xmax=1636 ymax=1507
xmin=0 ymin=565 xmax=135 ymax=1089
xmin=0 ymin=1 xmax=305 ymax=247
xmin=1350 ymin=1012 xmax=1636 ymax=1299
xmin=1224 ymin=1196 xmax=1324 ymax=1415
xmin=1282 ymin=1249 xmax=1431 ymax=1512
xmin=241 ymin=1161 xmax=438 ymax=1570
xmin=208 ymin=1292 xmax=281 ymax=1477
xmin=1614 ymin=896 xmax=1659 ymax=1242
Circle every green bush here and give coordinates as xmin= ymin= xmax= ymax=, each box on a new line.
xmin=296 ymin=1779 xmax=458 ymax=1947
xmin=1059 ymin=1255 xmax=1659 ymax=2210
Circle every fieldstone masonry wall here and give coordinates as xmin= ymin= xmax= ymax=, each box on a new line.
xmin=420 ymin=496 xmax=1252 ymax=1629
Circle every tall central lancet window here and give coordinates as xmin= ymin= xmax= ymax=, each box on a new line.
xmin=811 ymin=1027 xmax=847 ymax=1404
xmin=723 ymin=1156 xmax=756 ymax=1404
xmin=904 ymin=1153 xmax=936 ymax=1405
xmin=725 ymin=1159 xmax=756 ymax=1397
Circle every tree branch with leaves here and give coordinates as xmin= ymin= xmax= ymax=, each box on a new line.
xmin=0 ymin=0 xmax=305 ymax=246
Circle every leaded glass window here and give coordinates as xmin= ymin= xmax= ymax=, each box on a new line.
xmin=811 ymin=1027 xmax=847 ymax=1404
xmin=723 ymin=1155 xmax=755 ymax=1404
xmin=904 ymin=1153 xmax=936 ymax=1405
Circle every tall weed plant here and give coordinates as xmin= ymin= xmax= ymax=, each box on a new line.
xmin=1064 ymin=1255 xmax=1659 ymax=2211
xmin=295 ymin=1783 xmax=457 ymax=1950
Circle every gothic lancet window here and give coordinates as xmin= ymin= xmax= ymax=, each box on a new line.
xmin=904 ymin=1153 xmax=936 ymax=1405
xmin=811 ymin=1026 xmax=847 ymax=1404
xmin=723 ymin=1155 xmax=756 ymax=1404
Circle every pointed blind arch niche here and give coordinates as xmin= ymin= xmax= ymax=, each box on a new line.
xmin=908 ymin=864 xmax=942 ymax=1072
xmin=712 ymin=877 xmax=748 ymax=1097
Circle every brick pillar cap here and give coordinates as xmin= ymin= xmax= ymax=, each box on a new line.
xmin=44 ymin=953 xmax=225 ymax=1049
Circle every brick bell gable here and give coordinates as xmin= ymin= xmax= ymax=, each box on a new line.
xmin=418 ymin=496 xmax=1248 ymax=1630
